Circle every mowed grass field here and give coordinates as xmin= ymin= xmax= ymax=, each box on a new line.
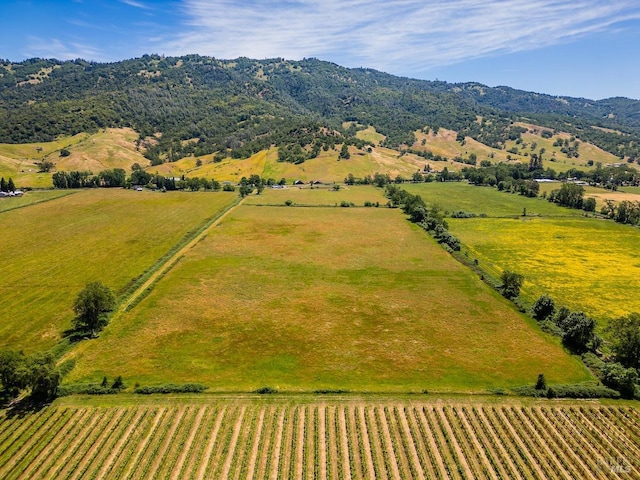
xmin=0 ymin=189 xmax=237 ymax=352
xmin=1 ymin=397 xmax=639 ymax=480
xmin=0 ymin=190 xmax=74 ymax=213
xmin=67 ymin=189 xmax=590 ymax=391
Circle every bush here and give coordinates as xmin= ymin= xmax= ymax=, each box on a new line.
xmin=134 ymin=383 xmax=207 ymax=394
xmin=313 ymin=389 xmax=350 ymax=394
xmin=57 ymin=384 xmax=122 ymax=396
xmin=255 ymin=386 xmax=278 ymax=394
xmin=513 ymin=384 xmax=620 ymax=399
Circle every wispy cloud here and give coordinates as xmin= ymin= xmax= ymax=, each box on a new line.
xmin=119 ymin=0 xmax=152 ymax=10
xmin=163 ymin=0 xmax=640 ymax=73
xmin=22 ymin=37 xmax=105 ymax=61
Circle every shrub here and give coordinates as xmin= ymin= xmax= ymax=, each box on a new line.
xmin=255 ymin=386 xmax=278 ymax=394
xmin=134 ymin=383 xmax=207 ymax=394
xmin=513 ymin=384 xmax=620 ymax=399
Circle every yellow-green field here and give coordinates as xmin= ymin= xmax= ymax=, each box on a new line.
xmin=450 ymin=216 xmax=640 ymax=325
xmin=66 ymin=192 xmax=590 ymax=391
xmin=0 ymin=189 xmax=237 ymax=352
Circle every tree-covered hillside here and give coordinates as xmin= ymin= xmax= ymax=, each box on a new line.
xmin=1 ymin=55 xmax=639 ymax=163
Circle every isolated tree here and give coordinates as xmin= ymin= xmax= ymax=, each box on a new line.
xmin=500 ymin=271 xmax=523 ymax=299
xmin=535 ymin=374 xmax=546 ymax=390
xmin=607 ymin=313 xmax=640 ymax=369
xmin=339 ymin=143 xmax=350 ymax=159
xmin=7 ymin=178 xmax=15 ymax=192
xmin=0 ymin=177 xmax=6 ymax=192
xmin=602 ymin=362 xmax=638 ymax=399
xmin=73 ymin=281 xmax=116 ymax=336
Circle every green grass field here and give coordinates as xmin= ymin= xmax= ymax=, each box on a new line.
xmin=0 ymin=190 xmax=74 ymax=213
xmin=0 ymin=189 xmax=237 ymax=352
xmin=401 ymin=182 xmax=579 ymax=217
xmin=66 ymin=199 xmax=590 ymax=392
xmin=243 ymin=184 xmax=388 ymax=206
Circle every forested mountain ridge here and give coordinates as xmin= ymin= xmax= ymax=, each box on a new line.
xmin=1 ymin=55 xmax=639 ymax=163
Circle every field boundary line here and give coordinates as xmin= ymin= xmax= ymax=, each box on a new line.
xmin=116 ymin=195 xmax=245 ymax=317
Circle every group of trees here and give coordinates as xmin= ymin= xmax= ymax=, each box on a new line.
xmin=0 ymin=177 xmax=16 ymax=192
xmin=52 ymin=169 xmax=126 ymax=189
xmin=601 ymin=199 xmax=640 ymax=226
xmin=547 ymin=183 xmax=596 ymax=211
xmin=0 ymin=351 xmax=60 ymax=401
xmin=532 ymin=294 xmax=639 ymax=398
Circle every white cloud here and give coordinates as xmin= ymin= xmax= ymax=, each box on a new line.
xmin=22 ymin=37 xmax=105 ymax=61
xmin=162 ymin=0 xmax=640 ymax=73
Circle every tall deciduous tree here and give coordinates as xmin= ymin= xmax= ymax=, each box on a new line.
xmin=73 ymin=282 xmax=116 ymax=336
xmin=607 ymin=313 xmax=640 ymax=369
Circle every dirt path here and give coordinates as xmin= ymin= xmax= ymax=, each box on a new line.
xmin=317 ymin=406 xmax=328 ymax=480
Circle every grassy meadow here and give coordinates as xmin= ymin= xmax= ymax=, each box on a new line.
xmin=402 ymin=181 xmax=579 ymax=217
xmin=0 ymin=189 xmax=237 ymax=352
xmin=66 ymin=193 xmax=590 ymax=391
xmin=243 ymin=184 xmax=388 ymax=206
xmin=0 ymin=190 xmax=74 ymax=213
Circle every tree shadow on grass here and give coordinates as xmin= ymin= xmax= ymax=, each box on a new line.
xmin=2 ymin=392 xmax=50 ymax=418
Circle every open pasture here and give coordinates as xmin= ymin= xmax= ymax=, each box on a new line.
xmin=402 ymin=182 xmax=578 ymax=217
xmin=450 ymin=216 xmax=640 ymax=324
xmin=243 ymin=184 xmax=388 ymax=206
xmin=67 ymin=201 xmax=589 ymax=391
xmin=0 ymin=190 xmax=74 ymax=213
xmin=0 ymin=189 xmax=237 ymax=352
xmin=1 ymin=398 xmax=638 ymax=479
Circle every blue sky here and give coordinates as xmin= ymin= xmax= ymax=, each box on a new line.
xmin=1 ymin=0 xmax=640 ymax=100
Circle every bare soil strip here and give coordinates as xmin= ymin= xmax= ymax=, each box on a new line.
xmin=395 ymin=406 xmax=427 ymax=480
xmin=67 ymin=408 xmax=129 ymax=480
xmin=364 ymin=406 xmax=389 ymax=480
xmin=405 ymin=407 xmax=441 ymax=480
xmin=26 ymin=408 xmax=92 ymax=480
xmin=171 ymin=407 xmax=207 ymax=480
xmin=119 ymin=407 xmax=166 ymax=479
xmin=157 ymin=407 xmax=199 ymax=478
xmin=107 ymin=408 xmax=155 ymax=479
xmin=217 ymin=405 xmax=248 ymax=480
xmin=459 ymin=407 xmax=511 ymax=480
xmin=254 ymin=406 xmax=277 ymax=480
xmin=384 ymin=406 xmax=414 ymax=479
xmin=0 ymin=406 xmax=59 ymax=468
xmin=205 ymin=406 xmax=240 ymax=479
xmin=195 ymin=406 xmax=227 ymax=480
xmin=294 ymin=405 xmax=306 ymax=480
xmin=492 ymin=408 xmax=546 ymax=480
xmin=10 ymin=408 xmax=80 ymax=480
xmin=356 ymin=405 xmax=377 ymax=480
xmin=305 ymin=406 xmax=316 ymax=480
xmin=317 ymin=405 xmax=329 ymax=480
xmin=278 ymin=405 xmax=297 ymax=480
xmin=94 ymin=407 xmax=148 ymax=479
xmin=375 ymin=405 xmax=402 ymax=480
xmin=268 ymin=407 xmax=287 ymax=480
xmin=242 ymin=406 xmax=265 ymax=480
xmin=337 ymin=406 xmax=353 ymax=480
xmin=49 ymin=409 xmax=111 ymax=479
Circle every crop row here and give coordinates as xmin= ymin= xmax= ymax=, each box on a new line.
xmin=0 ymin=403 xmax=638 ymax=479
